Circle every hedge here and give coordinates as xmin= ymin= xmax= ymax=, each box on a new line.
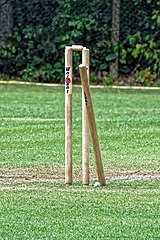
xmin=0 ymin=0 xmax=159 ymax=86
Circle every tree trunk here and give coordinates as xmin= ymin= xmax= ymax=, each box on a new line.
xmin=110 ymin=0 xmax=120 ymax=80
xmin=0 ymin=0 xmax=13 ymax=46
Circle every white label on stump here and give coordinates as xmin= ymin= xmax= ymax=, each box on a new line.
xmin=65 ymin=66 xmax=72 ymax=94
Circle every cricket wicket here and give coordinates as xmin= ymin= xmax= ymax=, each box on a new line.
xmin=65 ymin=45 xmax=105 ymax=186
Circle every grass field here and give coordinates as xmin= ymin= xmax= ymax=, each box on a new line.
xmin=0 ymin=83 xmax=160 ymax=239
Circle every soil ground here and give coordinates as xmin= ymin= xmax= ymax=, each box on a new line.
xmin=0 ymin=167 xmax=159 ymax=191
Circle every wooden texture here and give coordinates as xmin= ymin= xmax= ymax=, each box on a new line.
xmin=71 ymin=45 xmax=83 ymax=51
xmin=65 ymin=47 xmax=73 ymax=184
xmin=79 ymin=64 xmax=106 ymax=186
xmin=82 ymin=48 xmax=90 ymax=185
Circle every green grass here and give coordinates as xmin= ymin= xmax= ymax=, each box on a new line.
xmin=0 ymin=84 xmax=160 ymax=169
xmin=0 ymin=83 xmax=160 ymax=239
xmin=0 ymin=184 xmax=160 ymax=240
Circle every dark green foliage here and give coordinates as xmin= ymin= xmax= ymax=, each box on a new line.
xmin=0 ymin=0 xmax=159 ymax=84
xmin=119 ymin=0 xmax=160 ymax=85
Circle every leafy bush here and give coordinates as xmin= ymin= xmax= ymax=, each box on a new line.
xmin=0 ymin=0 xmax=159 ymax=85
xmin=120 ymin=2 xmax=160 ymax=85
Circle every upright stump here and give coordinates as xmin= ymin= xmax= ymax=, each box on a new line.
xmin=82 ymin=48 xmax=90 ymax=185
xmin=65 ymin=47 xmax=73 ymax=184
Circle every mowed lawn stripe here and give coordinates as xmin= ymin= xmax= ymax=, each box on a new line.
xmin=0 ymin=189 xmax=159 ymax=239
xmin=0 ymin=84 xmax=159 ymax=169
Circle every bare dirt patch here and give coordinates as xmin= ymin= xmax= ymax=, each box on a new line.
xmin=0 ymin=167 xmax=65 ymax=185
xmin=104 ymin=169 xmax=160 ymax=182
xmin=0 ymin=167 xmax=159 ymax=189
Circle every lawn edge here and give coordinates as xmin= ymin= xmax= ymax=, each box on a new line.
xmin=0 ymin=80 xmax=160 ymax=90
